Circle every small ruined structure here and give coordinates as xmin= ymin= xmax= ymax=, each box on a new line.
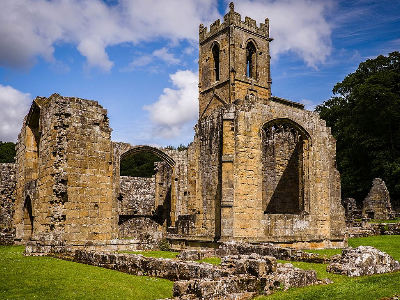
xmin=342 ymin=197 xmax=361 ymax=224
xmin=362 ymin=178 xmax=394 ymax=220
xmin=3 ymin=3 xmax=346 ymax=253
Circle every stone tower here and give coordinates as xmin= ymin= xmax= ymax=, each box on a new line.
xmin=198 ymin=2 xmax=272 ymax=118
xmin=177 ymin=2 xmax=347 ymax=249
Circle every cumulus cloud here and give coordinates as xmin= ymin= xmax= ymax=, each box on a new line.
xmin=0 ymin=85 xmax=31 ymax=142
xmin=233 ymin=0 xmax=333 ymax=67
xmin=124 ymin=47 xmax=180 ymax=71
xmin=153 ymin=48 xmax=180 ymax=65
xmin=0 ymin=0 xmax=219 ymax=71
xmin=144 ymin=70 xmax=198 ymax=138
xmin=0 ymin=0 xmax=335 ymax=71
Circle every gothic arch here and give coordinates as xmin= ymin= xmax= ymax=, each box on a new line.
xmin=23 ymin=195 xmax=34 ymax=240
xmin=245 ymin=39 xmax=258 ymax=79
xmin=210 ymin=41 xmax=220 ymax=82
xmin=120 ymin=145 xmax=176 ymax=168
xmin=261 ymin=118 xmax=311 ymax=214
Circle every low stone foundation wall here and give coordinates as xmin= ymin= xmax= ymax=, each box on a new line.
xmin=72 ymin=249 xmax=321 ymax=299
xmin=74 ymin=250 xmax=230 ymax=281
xmin=177 ymin=242 xmax=333 ymax=264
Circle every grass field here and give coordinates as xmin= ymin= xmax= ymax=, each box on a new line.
xmin=1 ymin=235 xmax=399 ymax=299
xmin=0 ymin=246 xmax=173 ymax=300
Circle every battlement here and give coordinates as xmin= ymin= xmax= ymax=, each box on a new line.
xmin=199 ymin=2 xmax=272 ymax=44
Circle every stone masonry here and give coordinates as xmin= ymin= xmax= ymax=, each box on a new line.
xmin=169 ymin=3 xmax=346 ymax=249
xmin=9 ymin=2 xmax=346 ymax=253
xmin=362 ymin=178 xmax=394 ymax=220
xmin=14 ymin=94 xmax=116 ymax=252
xmin=0 ymin=163 xmax=16 ymax=245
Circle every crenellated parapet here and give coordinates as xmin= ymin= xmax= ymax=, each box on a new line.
xmin=199 ymin=2 xmax=272 ymax=44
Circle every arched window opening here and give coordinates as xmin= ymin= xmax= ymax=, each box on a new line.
xmin=23 ymin=196 xmax=34 ymax=240
xmin=26 ymin=103 xmax=41 ymax=181
xmin=212 ymin=44 xmax=220 ymax=82
xmin=246 ymin=41 xmax=257 ymax=79
xmin=262 ymin=120 xmax=310 ymax=214
xmin=118 ymin=147 xmax=175 ymax=239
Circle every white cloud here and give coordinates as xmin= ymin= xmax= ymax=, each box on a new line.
xmin=300 ymin=99 xmax=316 ymax=111
xmin=233 ymin=0 xmax=333 ymax=67
xmin=153 ymin=48 xmax=180 ymax=65
xmin=0 ymin=0 xmax=219 ymax=71
xmin=144 ymin=70 xmax=198 ymax=138
xmin=124 ymin=47 xmax=180 ymax=71
xmin=0 ymin=85 xmax=31 ymax=142
xmin=0 ymin=0 xmax=334 ymax=70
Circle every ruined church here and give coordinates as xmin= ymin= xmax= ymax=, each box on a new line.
xmin=4 ymin=3 xmax=346 ymax=253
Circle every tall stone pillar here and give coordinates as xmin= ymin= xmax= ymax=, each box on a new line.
xmin=220 ymin=108 xmax=235 ymax=239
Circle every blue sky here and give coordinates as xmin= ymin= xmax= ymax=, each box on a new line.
xmin=0 ymin=0 xmax=399 ymax=146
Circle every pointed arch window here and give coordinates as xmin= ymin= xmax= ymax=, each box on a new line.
xmin=246 ymin=41 xmax=257 ymax=79
xmin=212 ymin=43 xmax=220 ymax=82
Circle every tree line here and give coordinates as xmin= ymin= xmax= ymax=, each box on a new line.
xmin=316 ymin=51 xmax=400 ymax=208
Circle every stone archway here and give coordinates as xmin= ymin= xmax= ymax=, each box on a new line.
xmin=120 ymin=145 xmax=175 ymax=168
xmin=23 ymin=196 xmax=33 ymax=241
xmin=117 ymin=145 xmax=176 ymax=245
xmin=261 ymin=118 xmax=311 ymax=214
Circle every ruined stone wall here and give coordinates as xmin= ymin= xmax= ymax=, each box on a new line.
xmin=118 ymin=218 xmax=163 ymax=248
xmin=183 ymin=110 xmax=223 ymax=240
xmin=174 ymin=95 xmax=345 ymax=248
xmin=0 ymin=163 xmax=16 ymax=245
xmin=118 ymin=176 xmax=155 ymax=216
xmin=14 ymin=94 xmax=116 ymax=250
xmin=162 ymin=149 xmax=191 ymax=234
xmin=362 ymin=178 xmax=393 ymax=220
xmin=117 ymin=175 xmax=163 ymax=247
xmin=228 ymin=98 xmax=345 ymax=245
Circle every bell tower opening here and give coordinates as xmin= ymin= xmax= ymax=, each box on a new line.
xmin=198 ymin=2 xmax=273 ymax=118
xmin=246 ymin=41 xmax=257 ymax=79
xmin=212 ymin=43 xmax=220 ymax=82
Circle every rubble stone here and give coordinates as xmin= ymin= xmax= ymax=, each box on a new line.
xmin=0 ymin=163 xmax=16 ymax=245
xmin=73 ymin=248 xmax=322 ymax=300
xmin=327 ymin=246 xmax=400 ymax=276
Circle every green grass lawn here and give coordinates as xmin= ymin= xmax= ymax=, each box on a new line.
xmin=2 ymin=235 xmax=400 ymax=300
xmin=0 ymin=246 xmax=173 ymax=300
xmin=255 ymin=235 xmax=400 ymax=300
xmin=303 ymin=235 xmax=400 ymax=260
xmin=196 ymin=257 xmax=222 ymax=265
xmin=368 ymin=217 xmax=400 ymax=224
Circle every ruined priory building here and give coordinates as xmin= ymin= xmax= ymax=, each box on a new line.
xmin=8 ymin=3 xmax=346 ymax=253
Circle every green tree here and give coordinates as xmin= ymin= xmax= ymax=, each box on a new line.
xmin=120 ymin=152 xmax=161 ymax=178
xmin=0 ymin=141 xmax=16 ymax=163
xmin=316 ymin=51 xmax=400 ymax=208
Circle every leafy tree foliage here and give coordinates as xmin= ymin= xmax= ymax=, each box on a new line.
xmin=0 ymin=141 xmax=16 ymax=163
xmin=120 ymin=152 xmax=161 ymax=178
xmin=316 ymin=52 xmax=400 ymax=207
